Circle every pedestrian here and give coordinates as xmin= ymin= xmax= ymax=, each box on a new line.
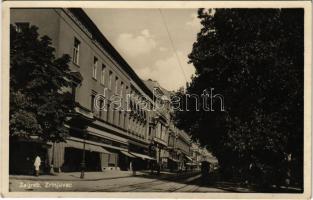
xmin=131 ymin=160 xmax=137 ymax=176
xmin=130 ymin=160 xmax=133 ymax=171
xmin=157 ymin=163 xmax=160 ymax=175
xmin=34 ymin=156 xmax=41 ymax=176
xmin=150 ymin=161 xmax=154 ymax=175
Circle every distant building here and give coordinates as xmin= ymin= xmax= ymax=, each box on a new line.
xmin=200 ymin=148 xmax=218 ymax=168
xmin=144 ymin=79 xmax=194 ymax=172
xmin=167 ymin=122 xmax=180 ymax=172
xmin=144 ymin=79 xmax=170 ymax=170
xmin=190 ymin=143 xmax=202 ymax=170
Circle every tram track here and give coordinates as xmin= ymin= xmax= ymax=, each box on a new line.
xmin=91 ymin=173 xmax=200 ymax=192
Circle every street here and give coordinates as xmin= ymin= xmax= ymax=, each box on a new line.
xmin=9 ymin=172 xmax=230 ymax=192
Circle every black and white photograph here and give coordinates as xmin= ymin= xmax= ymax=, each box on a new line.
xmin=1 ymin=1 xmax=311 ymax=198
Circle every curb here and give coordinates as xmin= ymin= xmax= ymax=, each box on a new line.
xmin=9 ymin=171 xmax=200 ymax=182
xmin=10 ymin=175 xmax=134 ymax=182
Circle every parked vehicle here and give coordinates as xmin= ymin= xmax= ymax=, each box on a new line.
xmin=201 ymin=161 xmax=211 ymax=184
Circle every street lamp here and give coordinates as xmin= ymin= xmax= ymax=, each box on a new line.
xmin=157 ymin=144 xmax=161 ymax=175
xmin=80 ymin=129 xmax=87 ymax=179
xmin=50 ymin=142 xmax=55 ymax=174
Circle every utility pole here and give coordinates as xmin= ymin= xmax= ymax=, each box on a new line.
xmin=80 ymin=129 xmax=87 ymax=179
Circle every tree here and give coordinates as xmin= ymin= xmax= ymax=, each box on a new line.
xmin=10 ymin=24 xmax=75 ymax=142
xmin=174 ymin=9 xmax=303 ymax=187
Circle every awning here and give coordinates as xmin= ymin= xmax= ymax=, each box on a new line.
xmin=128 ymin=140 xmax=149 ymax=148
xmin=185 ymin=155 xmax=193 ymax=162
xmin=66 ymin=139 xmax=110 ymax=154
xmin=120 ymin=150 xmax=136 ymax=158
xmin=130 ymin=152 xmax=156 ymax=160
xmin=186 ymin=162 xmax=197 ymax=166
xmin=168 ymin=157 xmax=180 ymax=162
xmin=87 ymin=126 xmax=128 ymax=144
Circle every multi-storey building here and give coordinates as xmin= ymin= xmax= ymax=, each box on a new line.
xmin=10 ymin=8 xmax=156 ymax=174
xmin=167 ymin=122 xmax=180 ymax=171
xmin=144 ymin=79 xmax=197 ymax=172
xmin=200 ymin=148 xmax=218 ymax=167
xmin=144 ymin=79 xmax=170 ymax=170
xmin=176 ymin=130 xmax=192 ymax=171
xmin=190 ymin=143 xmax=202 ymax=170
xmin=10 ymin=8 xmax=215 ymax=175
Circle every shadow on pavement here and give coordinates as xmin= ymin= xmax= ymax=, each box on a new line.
xmin=138 ymin=171 xmax=303 ymax=193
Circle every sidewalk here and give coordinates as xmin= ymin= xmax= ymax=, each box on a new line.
xmin=9 ymin=170 xmax=198 ymax=182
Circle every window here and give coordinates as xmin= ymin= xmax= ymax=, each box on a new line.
xmin=101 ymin=64 xmax=106 ymax=85
xmin=115 ymin=76 xmax=119 ymax=94
xmin=120 ymin=82 xmax=124 ymax=97
xmin=129 ymin=100 xmax=133 ymax=112
xmin=149 ymin=127 xmax=152 ymax=136
xmin=140 ymin=124 xmax=144 ymax=137
xmin=125 ymin=86 xmax=129 ymax=105
xmin=112 ymin=106 xmax=116 ymax=124
xmin=73 ymin=38 xmax=80 ymax=65
xmin=123 ymin=113 xmax=127 ymax=129
xmin=93 ymin=57 xmax=98 ymax=79
xmin=135 ymin=104 xmax=139 ymax=115
xmin=91 ymin=94 xmax=96 ymax=113
xmin=126 ymin=86 xmax=129 ymax=94
xmin=107 ymin=103 xmax=111 ymax=122
xmin=118 ymin=111 xmax=121 ymax=126
xmin=109 ymin=71 xmax=113 ymax=90
xmin=99 ymin=99 xmax=104 ymax=118
xmin=15 ymin=22 xmax=29 ymax=32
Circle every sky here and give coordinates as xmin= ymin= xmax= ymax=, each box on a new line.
xmin=84 ymin=8 xmax=202 ymax=91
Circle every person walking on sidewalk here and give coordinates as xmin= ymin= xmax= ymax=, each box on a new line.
xmin=34 ymin=156 xmax=41 ymax=176
xmin=157 ymin=163 xmax=161 ymax=175
xmin=131 ymin=160 xmax=137 ymax=176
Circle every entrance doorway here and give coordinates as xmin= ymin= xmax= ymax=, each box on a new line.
xmin=62 ymin=147 xmax=101 ymax=172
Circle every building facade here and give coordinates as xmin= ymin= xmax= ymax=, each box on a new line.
xmin=10 ymin=8 xmax=214 ymax=175
xmin=144 ymin=79 xmax=170 ymax=170
xmin=10 ymin=8 xmax=155 ymax=174
xmin=190 ymin=143 xmax=202 ymax=171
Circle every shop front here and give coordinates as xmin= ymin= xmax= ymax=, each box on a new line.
xmin=61 ymin=138 xmax=111 ymax=172
xmin=48 ymin=124 xmax=129 ymax=172
xmin=119 ymin=150 xmax=136 ymax=171
xmin=128 ymin=140 xmax=155 ymax=171
xmin=184 ymin=154 xmax=193 ymax=171
xmin=160 ymin=150 xmax=169 ymax=170
xmin=168 ymin=157 xmax=179 ymax=172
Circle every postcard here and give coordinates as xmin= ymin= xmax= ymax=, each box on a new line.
xmin=1 ymin=1 xmax=311 ymax=199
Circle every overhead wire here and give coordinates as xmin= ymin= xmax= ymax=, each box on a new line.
xmin=158 ymin=9 xmax=188 ymax=84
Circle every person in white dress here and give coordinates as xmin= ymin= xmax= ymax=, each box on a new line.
xmin=34 ymin=156 xmax=41 ymax=176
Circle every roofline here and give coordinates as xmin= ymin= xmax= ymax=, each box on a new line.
xmin=67 ymin=8 xmax=153 ymax=99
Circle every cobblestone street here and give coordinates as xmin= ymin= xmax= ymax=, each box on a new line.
xmin=9 ymin=171 xmax=235 ymax=192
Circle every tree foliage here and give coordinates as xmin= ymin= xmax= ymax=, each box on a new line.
xmin=10 ymin=24 xmax=75 ymax=142
xmin=174 ymin=9 xmax=303 ymax=187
